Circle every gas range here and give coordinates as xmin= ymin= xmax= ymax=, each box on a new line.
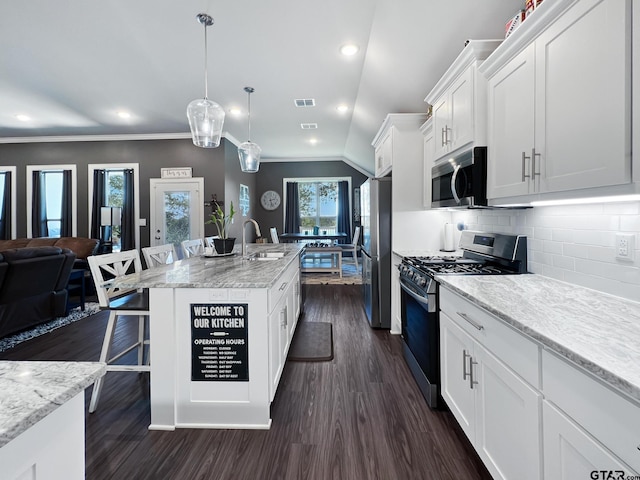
xmin=399 ymin=231 xmax=528 ymax=296
xmin=398 ymin=231 xmax=528 ymax=409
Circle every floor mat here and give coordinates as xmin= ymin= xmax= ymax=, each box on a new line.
xmin=288 ymin=322 xmax=334 ymax=362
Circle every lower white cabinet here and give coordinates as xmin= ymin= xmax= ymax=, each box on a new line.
xmin=440 ymin=311 xmax=541 ymax=480
xmin=268 ymin=265 xmax=300 ymax=401
xmin=543 ymin=401 xmax=630 ymax=479
xmin=390 ymin=253 xmax=402 ymax=334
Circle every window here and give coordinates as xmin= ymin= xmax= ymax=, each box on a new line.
xmin=88 ymin=164 xmax=140 ymax=251
xmin=0 ymin=167 xmax=16 ymax=239
xmin=26 ymin=165 xmax=77 ymax=238
xmin=298 ymin=181 xmax=339 ymax=234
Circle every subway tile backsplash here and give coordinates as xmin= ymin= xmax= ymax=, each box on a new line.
xmin=450 ymin=202 xmax=640 ymax=302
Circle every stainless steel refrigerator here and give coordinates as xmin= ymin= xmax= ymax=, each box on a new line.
xmin=360 ymin=177 xmax=391 ymax=329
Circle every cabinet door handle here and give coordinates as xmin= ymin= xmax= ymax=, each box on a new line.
xmin=532 ymin=148 xmax=541 ymax=179
xmin=279 ymin=282 xmax=288 ymax=291
xmin=469 ymin=358 xmax=479 ymax=389
xmin=441 ymin=127 xmax=447 ymax=147
xmin=522 ymin=151 xmax=531 ymax=182
xmin=280 ymin=307 xmax=287 ymax=327
xmin=462 ymin=349 xmax=471 ymax=381
xmin=445 ymin=125 xmax=451 ymax=145
xmin=457 ymin=311 xmax=484 ymax=331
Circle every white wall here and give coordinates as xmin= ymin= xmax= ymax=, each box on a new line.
xmin=449 ymin=202 xmax=640 ymax=302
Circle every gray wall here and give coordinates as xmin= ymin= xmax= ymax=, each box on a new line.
xmin=0 ymin=140 xmax=365 ymax=246
xmin=0 ymin=138 xmax=255 ymax=247
xmin=253 ymin=161 xmax=369 ymax=235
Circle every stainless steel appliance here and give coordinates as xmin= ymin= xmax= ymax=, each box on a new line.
xmin=398 ymin=231 xmax=527 ymax=408
xmin=360 ymin=177 xmax=391 ymax=328
xmin=431 ymin=146 xmax=487 ymax=208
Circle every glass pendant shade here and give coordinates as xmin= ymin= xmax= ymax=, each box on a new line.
xmin=238 ymin=86 xmax=260 ymax=172
xmin=238 ymin=141 xmax=262 ymax=173
xmin=187 ymin=13 xmax=224 ymax=148
xmin=187 ymin=98 xmax=225 ymax=148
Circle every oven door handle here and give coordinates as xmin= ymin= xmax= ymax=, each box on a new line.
xmin=399 ymin=277 xmax=430 ymax=307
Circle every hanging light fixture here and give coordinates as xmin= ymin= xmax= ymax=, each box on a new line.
xmin=186 ymin=13 xmax=225 ymax=148
xmin=238 ymin=87 xmax=261 ymax=173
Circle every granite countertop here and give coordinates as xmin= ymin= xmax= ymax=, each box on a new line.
xmin=436 ymin=274 xmax=640 ymax=403
xmin=113 ymin=243 xmax=304 ymax=289
xmin=0 ymin=361 xmax=106 ymax=448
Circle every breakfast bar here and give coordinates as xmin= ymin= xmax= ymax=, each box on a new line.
xmin=112 ymin=243 xmax=303 ymax=431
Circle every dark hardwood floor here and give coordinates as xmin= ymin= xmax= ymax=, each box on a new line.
xmin=1 ymin=285 xmax=491 ymax=480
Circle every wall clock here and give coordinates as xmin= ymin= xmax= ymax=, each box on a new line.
xmin=260 ymin=190 xmax=281 ymax=210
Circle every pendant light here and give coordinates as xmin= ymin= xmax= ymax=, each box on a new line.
xmin=186 ymin=13 xmax=225 ymax=148
xmin=238 ymin=87 xmax=261 ymax=173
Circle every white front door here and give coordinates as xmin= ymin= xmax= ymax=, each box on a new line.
xmin=150 ymin=178 xmax=204 ymax=249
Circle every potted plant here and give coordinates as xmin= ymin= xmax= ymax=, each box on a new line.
xmin=207 ymin=201 xmax=236 ymax=254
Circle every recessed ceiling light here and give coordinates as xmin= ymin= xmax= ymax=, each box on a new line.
xmin=336 ymin=105 xmax=349 ymax=113
xmin=340 ymin=44 xmax=359 ymax=56
xmin=15 ymin=114 xmax=30 ymax=122
xmin=229 ymin=107 xmax=242 ymax=116
xmin=116 ymin=111 xmax=131 ymax=119
xmin=309 ymin=138 xmax=318 ymax=145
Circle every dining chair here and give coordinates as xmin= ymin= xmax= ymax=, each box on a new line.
xmin=337 ymin=226 xmax=361 ymax=268
xmin=181 ymin=238 xmax=205 ymax=258
xmin=270 ymin=227 xmax=279 ymax=244
xmin=204 ymin=236 xmax=219 ymax=248
xmin=87 ymin=249 xmax=150 ymax=413
xmin=142 ymin=244 xmax=178 ymax=268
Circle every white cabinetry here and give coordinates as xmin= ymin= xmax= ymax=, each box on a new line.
xmin=425 ymin=40 xmax=501 ymax=164
xmin=420 ymin=119 xmax=434 ymax=209
xmin=543 ymin=401 xmax=630 ymax=479
xmin=268 ymin=263 xmax=300 ymax=401
xmin=390 ymin=253 xmax=402 ymax=334
xmin=440 ymin=288 xmax=541 ymax=480
xmin=372 ymin=114 xmax=426 ymax=212
xmin=481 ymin=0 xmax=632 ymax=201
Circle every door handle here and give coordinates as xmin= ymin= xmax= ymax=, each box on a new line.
xmin=451 ymin=164 xmax=462 ymax=205
xmin=532 ymin=148 xmax=541 ymax=179
xmin=522 ymin=151 xmax=531 ymax=182
xmin=469 ymin=358 xmax=478 ymax=389
xmin=462 ymin=349 xmax=471 ymax=381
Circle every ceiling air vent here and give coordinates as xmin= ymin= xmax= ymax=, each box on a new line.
xmin=300 ymin=123 xmax=318 ymax=130
xmin=294 ymin=98 xmax=316 ymax=107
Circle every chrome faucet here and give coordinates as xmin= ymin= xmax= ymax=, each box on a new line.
xmin=242 ymin=219 xmax=262 ymax=257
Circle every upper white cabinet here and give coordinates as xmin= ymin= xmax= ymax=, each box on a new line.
xmin=425 ymin=40 xmax=502 ymax=164
xmin=372 ymin=113 xmax=427 ymax=211
xmin=481 ymin=0 xmax=632 ymax=201
xmin=420 ymin=119 xmax=434 ymax=209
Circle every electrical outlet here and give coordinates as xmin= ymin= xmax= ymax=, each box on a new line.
xmin=615 ymin=233 xmax=635 ymax=261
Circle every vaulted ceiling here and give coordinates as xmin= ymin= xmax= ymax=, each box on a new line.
xmin=0 ymin=0 xmax=519 ymax=174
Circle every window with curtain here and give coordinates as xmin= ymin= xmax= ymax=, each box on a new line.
xmin=90 ymin=165 xmax=137 ymax=251
xmin=298 ymin=181 xmax=339 ymax=234
xmin=0 ymin=171 xmax=12 ymax=240
xmin=31 ymin=169 xmax=72 ymax=238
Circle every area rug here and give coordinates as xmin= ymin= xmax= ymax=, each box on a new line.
xmin=0 ymin=303 xmax=100 ymax=353
xmin=302 ymin=262 xmax=362 ymax=285
xmin=288 ymin=322 xmax=334 ymax=362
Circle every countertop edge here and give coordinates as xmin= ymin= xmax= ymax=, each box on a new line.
xmin=0 ymin=361 xmax=106 ymax=448
xmin=437 ymin=275 xmax=640 ymax=404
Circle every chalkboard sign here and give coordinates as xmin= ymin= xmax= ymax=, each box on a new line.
xmin=191 ymin=303 xmax=249 ymax=381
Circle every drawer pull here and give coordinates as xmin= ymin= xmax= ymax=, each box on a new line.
xmin=279 ymin=282 xmax=288 ymax=291
xmin=457 ymin=311 xmax=484 ymax=331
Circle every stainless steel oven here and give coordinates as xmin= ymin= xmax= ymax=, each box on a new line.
xmin=431 ymin=146 xmax=487 ymax=208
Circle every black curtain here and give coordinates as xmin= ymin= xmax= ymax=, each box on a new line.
xmin=337 ymin=181 xmax=351 ymax=241
xmin=0 ymin=172 xmax=11 ymax=240
xmin=60 ymin=169 xmax=73 ymax=237
xmin=91 ymin=169 xmax=106 ymax=240
xmin=121 ymin=169 xmax=135 ymax=250
xmin=31 ymin=170 xmax=48 ymax=237
xmin=284 ymin=182 xmax=300 ymax=234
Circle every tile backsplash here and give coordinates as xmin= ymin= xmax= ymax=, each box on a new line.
xmin=450 ymin=202 xmax=640 ymax=302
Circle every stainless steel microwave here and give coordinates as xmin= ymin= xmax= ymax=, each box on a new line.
xmin=431 ymin=146 xmax=487 ymax=208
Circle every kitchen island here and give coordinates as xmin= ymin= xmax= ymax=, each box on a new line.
xmin=0 ymin=361 xmax=106 ymax=480
xmin=113 ymin=243 xmax=304 ymax=430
